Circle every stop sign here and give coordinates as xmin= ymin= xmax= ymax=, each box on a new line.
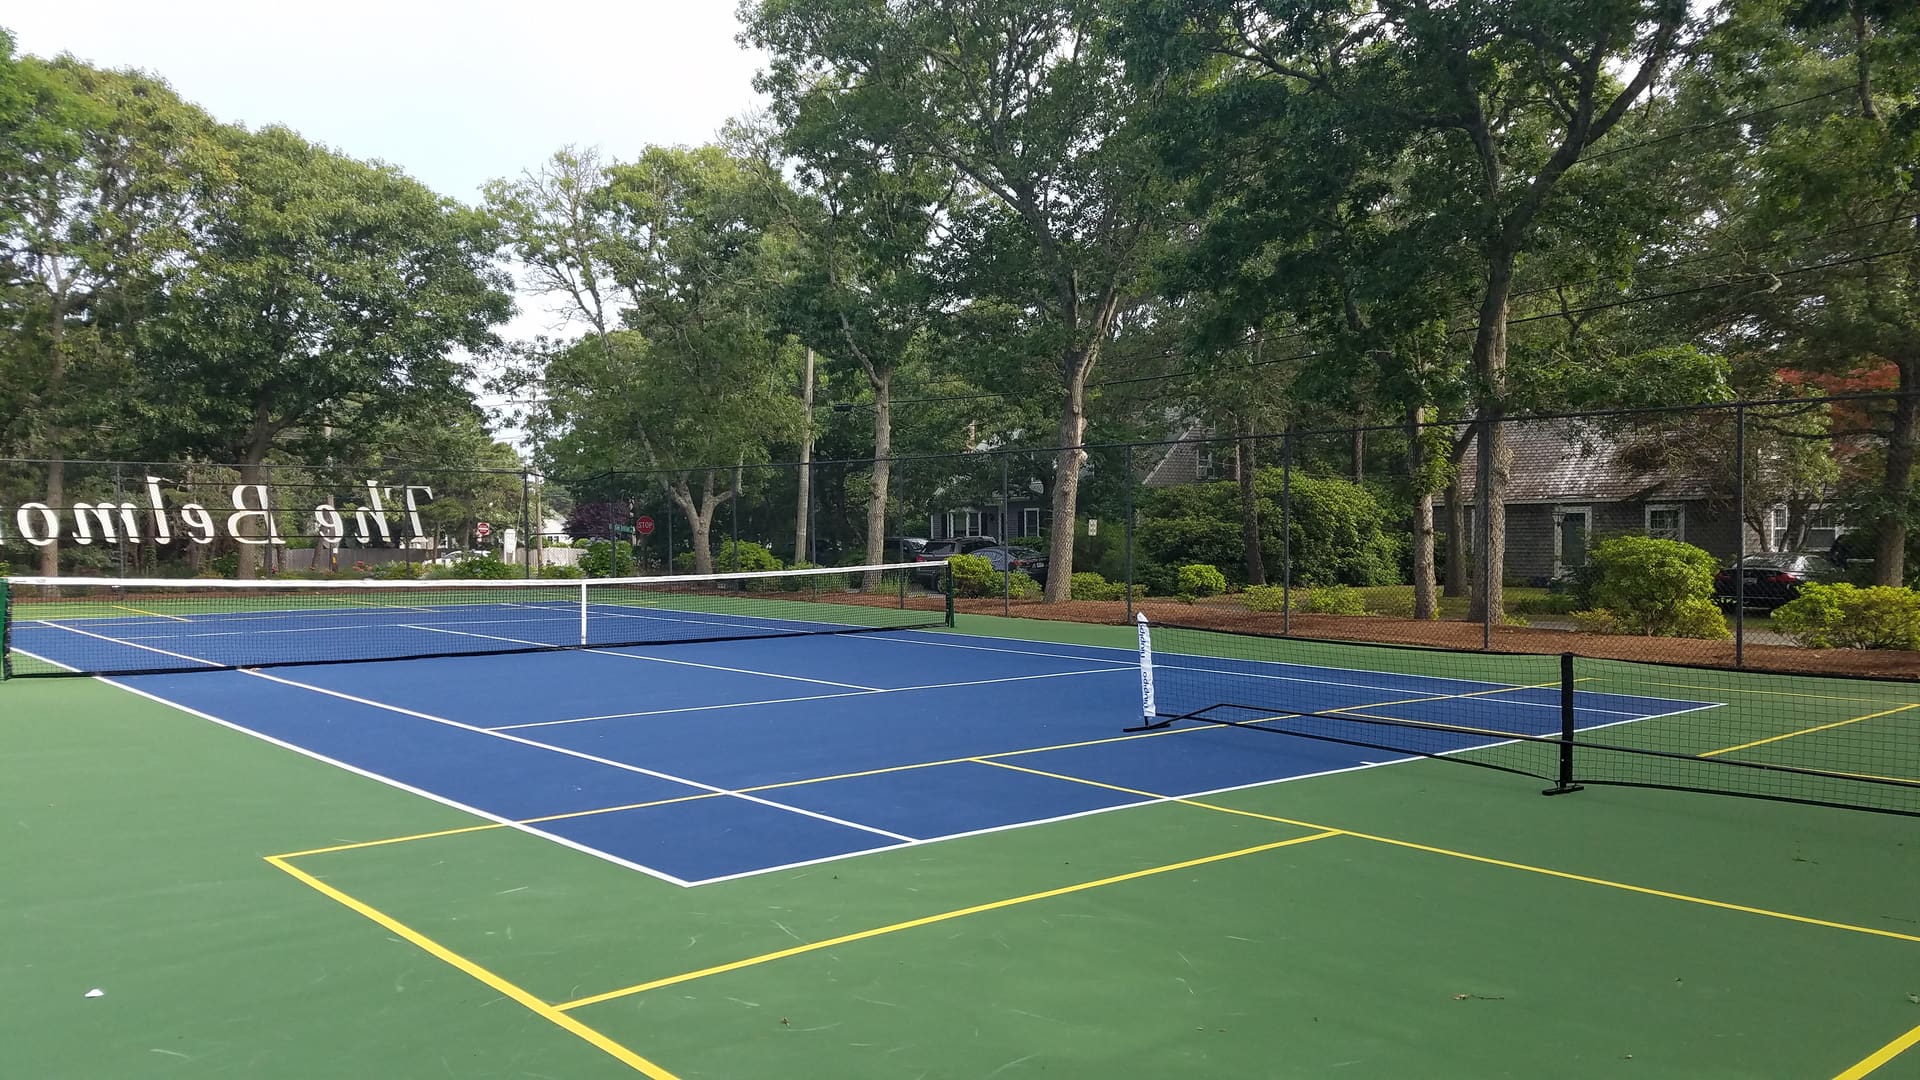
xmin=636 ymin=515 xmax=656 ymax=536
xmin=475 ymin=521 xmax=492 ymax=539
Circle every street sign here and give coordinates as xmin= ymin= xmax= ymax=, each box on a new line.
xmin=636 ymin=516 xmax=656 ymax=536
xmin=475 ymin=521 xmax=492 ymax=539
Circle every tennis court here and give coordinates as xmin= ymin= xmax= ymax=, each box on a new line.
xmin=6 ymin=569 xmax=1920 ymax=1078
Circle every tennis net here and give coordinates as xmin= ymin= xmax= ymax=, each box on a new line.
xmin=1 ymin=561 xmax=951 ymax=678
xmin=1132 ymin=616 xmax=1920 ymax=817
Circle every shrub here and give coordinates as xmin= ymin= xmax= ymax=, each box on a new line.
xmin=1298 ymin=585 xmax=1368 ymax=615
xmin=371 ymin=559 xmax=422 ymax=580
xmin=1176 ymin=563 xmax=1228 ymax=598
xmin=0 ymin=561 xmax=10 ymax=577
xmin=1134 ymin=471 xmax=1402 ymax=588
xmin=1069 ymin=572 xmax=1118 ymax=601
xmin=1134 ymin=561 xmax=1180 ymax=597
xmin=1585 ymin=535 xmax=1724 ymax=637
xmin=581 ymin=539 xmax=636 ymax=578
xmin=1511 ymin=592 xmax=1581 ymax=616
xmin=948 ymin=553 xmax=999 ymax=598
xmin=1773 ymin=583 xmax=1920 ymax=649
xmin=1007 ymin=571 xmax=1042 ymax=600
xmin=539 ymin=563 xmax=586 ymax=579
xmin=714 ymin=539 xmax=782 ymax=574
xmin=1668 ymin=598 xmax=1731 ymax=641
xmin=208 ymin=552 xmax=240 ymax=578
xmin=1571 ymin=609 xmax=1624 ymax=634
xmin=1242 ymin=584 xmax=1288 ymax=612
xmin=1009 ymin=535 xmax=1047 ymax=550
xmin=428 ymin=554 xmax=516 ymax=580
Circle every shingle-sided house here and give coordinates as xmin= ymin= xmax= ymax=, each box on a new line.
xmin=1452 ymin=419 xmax=1798 ymax=582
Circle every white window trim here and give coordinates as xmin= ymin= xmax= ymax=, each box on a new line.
xmin=1021 ymin=507 xmax=1041 ymax=536
xmin=1644 ymin=503 xmax=1685 ymax=542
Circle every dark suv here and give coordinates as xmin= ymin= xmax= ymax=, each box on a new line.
xmin=911 ymin=535 xmax=998 ymax=587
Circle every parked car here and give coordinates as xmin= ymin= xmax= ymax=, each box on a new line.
xmin=426 ymin=549 xmax=493 ymax=567
xmin=910 ymin=535 xmax=999 ymax=587
xmin=974 ymin=544 xmax=1050 ymax=587
xmin=888 ymin=537 xmax=930 ymax=562
xmin=1713 ymin=552 xmax=1845 ymax=612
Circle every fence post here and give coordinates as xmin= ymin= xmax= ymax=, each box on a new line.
xmin=1281 ymin=430 xmax=1293 ymax=635
xmin=520 ymin=470 xmax=531 ymax=579
xmin=731 ymin=466 xmax=741 ymax=572
xmin=665 ymin=490 xmax=675 ymax=577
xmin=1124 ymin=444 xmax=1135 ymax=620
xmin=1479 ymin=416 xmax=1493 ymax=652
xmin=1001 ymin=452 xmax=1011 ymax=616
xmin=1734 ymin=403 xmax=1746 ymax=668
xmin=113 ymin=464 xmax=127 ymax=577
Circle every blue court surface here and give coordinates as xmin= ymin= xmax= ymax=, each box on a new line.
xmin=80 ymin=628 xmax=1715 ymax=887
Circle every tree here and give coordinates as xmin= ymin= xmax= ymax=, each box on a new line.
xmin=1665 ymin=0 xmax=1919 ymax=583
xmin=141 ymin=124 xmax=510 ymax=577
xmin=747 ymin=0 xmax=1179 ymax=601
xmin=0 ymin=49 xmax=210 ymax=575
xmin=1135 ymin=0 xmax=1691 ymax=620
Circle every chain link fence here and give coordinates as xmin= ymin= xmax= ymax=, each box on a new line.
xmin=4 ymin=391 xmax=1913 ymax=672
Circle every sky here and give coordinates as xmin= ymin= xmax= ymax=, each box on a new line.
xmin=5 ymin=1 xmax=768 ymax=343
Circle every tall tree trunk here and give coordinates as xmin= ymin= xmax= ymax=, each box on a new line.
xmin=794 ymin=347 xmax=814 ymax=564
xmin=1351 ymin=426 xmax=1364 ymax=483
xmin=234 ymin=409 xmax=277 ymax=580
xmin=1043 ymin=351 xmax=1093 ymax=603
xmin=1874 ymin=362 xmax=1917 ymax=585
xmin=1443 ymin=428 xmax=1474 ymax=598
xmin=1409 ymin=406 xmax=1436 ymax=620
xmin=669 ymin=471 xmax=725 ymax=577
xmin=863 ymin=367 xmax=892 ymax=589
xmin=1237 ymin=416 xmax=1265 ymax=586
xmin=39 ymin=454 xmax=62 ymax=579
xmin=1467 ymin=254 xmax=1516 ymax=622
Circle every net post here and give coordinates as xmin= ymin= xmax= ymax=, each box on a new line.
xmin=578 ymin=580 xmax=589 ymax=646
xmin=1 ymin=578 xmax=11 ymax=681
xmin=944 ymin=562 xmax=955 ymax=627
xmin=1543 ymin=652 xmax=1584 ymax=796
xmin=1122 ymin=612 xmax=1165 ymax=732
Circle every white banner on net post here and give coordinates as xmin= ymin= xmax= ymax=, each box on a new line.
xmin=1136 ymin=611 xmax=1156 ymax=725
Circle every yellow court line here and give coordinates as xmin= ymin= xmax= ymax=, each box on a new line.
xmin=974 ymin=762 xmax=1920 ymax=946
xmin=1702 ymin=703 xmax=1920 ymax=758
xmin=553 ymin=830 xmax=1343 ymax=1012
xmin=1332 ymin=677 xmax=1571 ymax=713
xmin=111 ymin=603 xmax=191 ymax=622
xmin=1834 ymin=1018 xmax=1920 ymax=1080
xmin=273 ymin=792 xmax=727 ymax=859
xmin=1639 ymin=679 xmax=1893 ymax=705
xmin=264 ymin=855 xmax=679 ymax=1078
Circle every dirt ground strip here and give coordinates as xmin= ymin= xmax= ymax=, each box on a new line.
xmin=950 ymin=597 xmax=1920 ymax=680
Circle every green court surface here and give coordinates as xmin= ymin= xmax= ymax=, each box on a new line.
xmin=5 ymin=614 xmax=1919 ymax=1078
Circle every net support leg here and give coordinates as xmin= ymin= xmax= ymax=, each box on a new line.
xmin=1543 ymin=652 xmax=1584 ymax=796
xmin=579 ymin=580 xmax=589 ymax=646
xmin=1123 ymin=612 xmax=1173 ymax=732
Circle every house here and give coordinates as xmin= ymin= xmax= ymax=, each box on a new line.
xmin=1453 ymin=419 xmax=1813 ymax=582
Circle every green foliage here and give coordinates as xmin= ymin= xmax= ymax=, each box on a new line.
xmin=1571 ymin=609 xmax=1624 ymax=635
xmin=1009 ymin=536 xmax=1047 ymax=551
xmin=1242 ymin=584 xmax=1288 ymax=612
xmin=1069 ymin=571 xmax=1130 ymax=601
xmin=208 ymin=552 xmax=239 ymax=578
xmin=539 ymin=563 xmax=586 ymax=579
xmin=428 ymin=555 xmax=516 ymax=580
xmin=1006 ymin=571 xmax=1042 ymax=600
xmin=1773 ymin=584 xmax=1920 ymax=650
xmin=1586 ymin=535 xmax=1725 ymax=637
xmin=715 ymin=539 xmax=782 ymax=574
xmin=1176 ymin=563 xmax=1227 ymax=598
xmin=1133 ymin=562 xmax=1180 ymax=598
xmin=1298 ymin=586 xmax=1368 ymax=616
xmin=581 ymin=540 xmax=636 ymax=578
xmin=1667 ymin=599 xmax=1732 ymax=641
xmin=1136 ymin=472 xmax=1402 ymax=589
xmin=947 ymin=553 xmax=999 ymax=598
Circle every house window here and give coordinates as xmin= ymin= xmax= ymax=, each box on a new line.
xmin=1645 ymin=505 xmax=1684 ymax=542
xmin=1768 ymin=505 xmax=1837 ymax=551
xmin=947 ymin=510 xmax=981 ymax=537
xmin=1193 ymin=441 xmax=1213 ymax=481
xmin=1021 ymin=508 xmax=1041 ymax=537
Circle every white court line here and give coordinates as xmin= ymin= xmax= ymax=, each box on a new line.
xmin=28 ymin=625 xmax=916 ymax=853
xmin=7 ymin=648 xmax=696 ymax=887
xmin=404 ymin=624 xmax=880 ymax=691
xmin=490 ymin=667 xmax=1127 ymax=732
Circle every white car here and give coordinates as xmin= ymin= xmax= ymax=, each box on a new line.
xmin=426 ymin=549 xmax=493 ymax=567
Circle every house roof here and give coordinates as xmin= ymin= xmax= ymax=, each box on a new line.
xmin=1457 ymin=419 xmax=1715 ymax=505
xmin=1143 ymin=422 xmax=1213 ymax=487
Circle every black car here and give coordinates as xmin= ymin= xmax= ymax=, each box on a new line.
xmin=910 ymin=535 xmax=999 ymax=587
xmin=974 ymin=544 xmax=1050 ymax=587
xmin=1713 ymin=552 xmax=1844 ymax=612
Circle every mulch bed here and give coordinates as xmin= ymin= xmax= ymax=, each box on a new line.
xmin=950 ymin=597 xmax=1920 ymax=681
